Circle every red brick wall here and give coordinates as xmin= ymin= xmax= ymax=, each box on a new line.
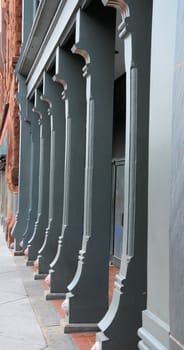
xmin=0 ymin=0 xmax=22 ymax=193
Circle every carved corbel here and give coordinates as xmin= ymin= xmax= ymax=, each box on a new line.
xmin=41 ymin=72 xmax=52 ymax=110
xmin=71 ymin=11 xmax=91 ymax=79
xmin=101 ymin=0 xmax=130 ymax=38
xmin=52 ymin=46 xmax=68 ymax=107
xmin=15 ymin=73 xmax=27 ymax=120
xmin=32 ymin=88 xmax=43 ymax=121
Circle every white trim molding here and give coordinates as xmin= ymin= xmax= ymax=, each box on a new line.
xmin=138 ymin=310 xmax=170 ymax=350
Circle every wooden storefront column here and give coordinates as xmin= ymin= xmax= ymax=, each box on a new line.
xmin=22 ymin=101 xmax=40 ymax=253
xmin=92 ymin=1 xmax=152 ymax=349
xmin=36 ymin=71 xmax=65 ymax=276
xmin=65 ymin=6 xmax=115 ymax=332
xmin=12 ymin=74 xmax=31 ymax=253
xmin=27 ymin=89 xmax=50 ymax=273
xmin=46 ymin=47 xmax=86 ymax=299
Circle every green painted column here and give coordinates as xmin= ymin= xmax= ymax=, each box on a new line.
xmin=27 ymin=89 xmax=50 ymax=271
xmin=65 ymin=5 xmax=115 ymax=331
xmin=93 ymin=1 xmax=152 ymax=349
xmin=22 ymin=101 xmax=40 ymax=254
xmin=46 ymin=47 xmax=86 ymax=299
xmin=12 ymin=74 xmax=31 ymax=253
xmin=36 ymin=70 xmax=65 ymax=277
xmin=13 ymin=0 xmax=34 ymax=252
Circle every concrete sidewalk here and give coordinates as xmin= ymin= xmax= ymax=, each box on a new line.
xmin=0 ymin=228 xmax=77 ymax=350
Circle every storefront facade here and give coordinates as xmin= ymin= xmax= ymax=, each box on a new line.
xmin=6 ymin=1 xmax=184 ymax=349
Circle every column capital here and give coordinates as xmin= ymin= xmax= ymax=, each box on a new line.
xmin=101 ymin=0 xmax=130 ymax=38
xmin=32 ymin=88 xmax=48 ymax=120
xmin=16 ymin=73 xmax=27 ymax=120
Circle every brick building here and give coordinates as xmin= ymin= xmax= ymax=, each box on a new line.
xmin=0 ymin=0 xmax=21 ymax=242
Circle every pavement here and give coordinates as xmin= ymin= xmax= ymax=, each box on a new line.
xmin=0 ymin=227 xmax=77 ymax=350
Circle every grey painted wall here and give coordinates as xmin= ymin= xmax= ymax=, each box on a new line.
xmin=170 ymin=0 xmax=184 ymax=347
xmin=138 ymin=1 xmax=178 ymax=349
xmin=147 ymin=0 xmax=177 ymax=324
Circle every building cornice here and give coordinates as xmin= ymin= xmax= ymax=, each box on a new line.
xmin=18 ymin=0 xmax=62 ymax=76
xmin=24 ymin=0 xmax=87 ymax=98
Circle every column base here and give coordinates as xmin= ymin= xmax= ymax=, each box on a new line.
xmin=34 ymin=273 xmax=47 ymax=280
xmin=64 ymin=323 xmax=99 ymax=334
xmin=45 ymin=291 xmax=66 ymax=300
xmin=138 ymin=310 xmax=169 ymax=350
xmin=14 ymin=250 xmax=24 ymax=256
xmin=26 ymin=260 xmax=34 ymax=266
